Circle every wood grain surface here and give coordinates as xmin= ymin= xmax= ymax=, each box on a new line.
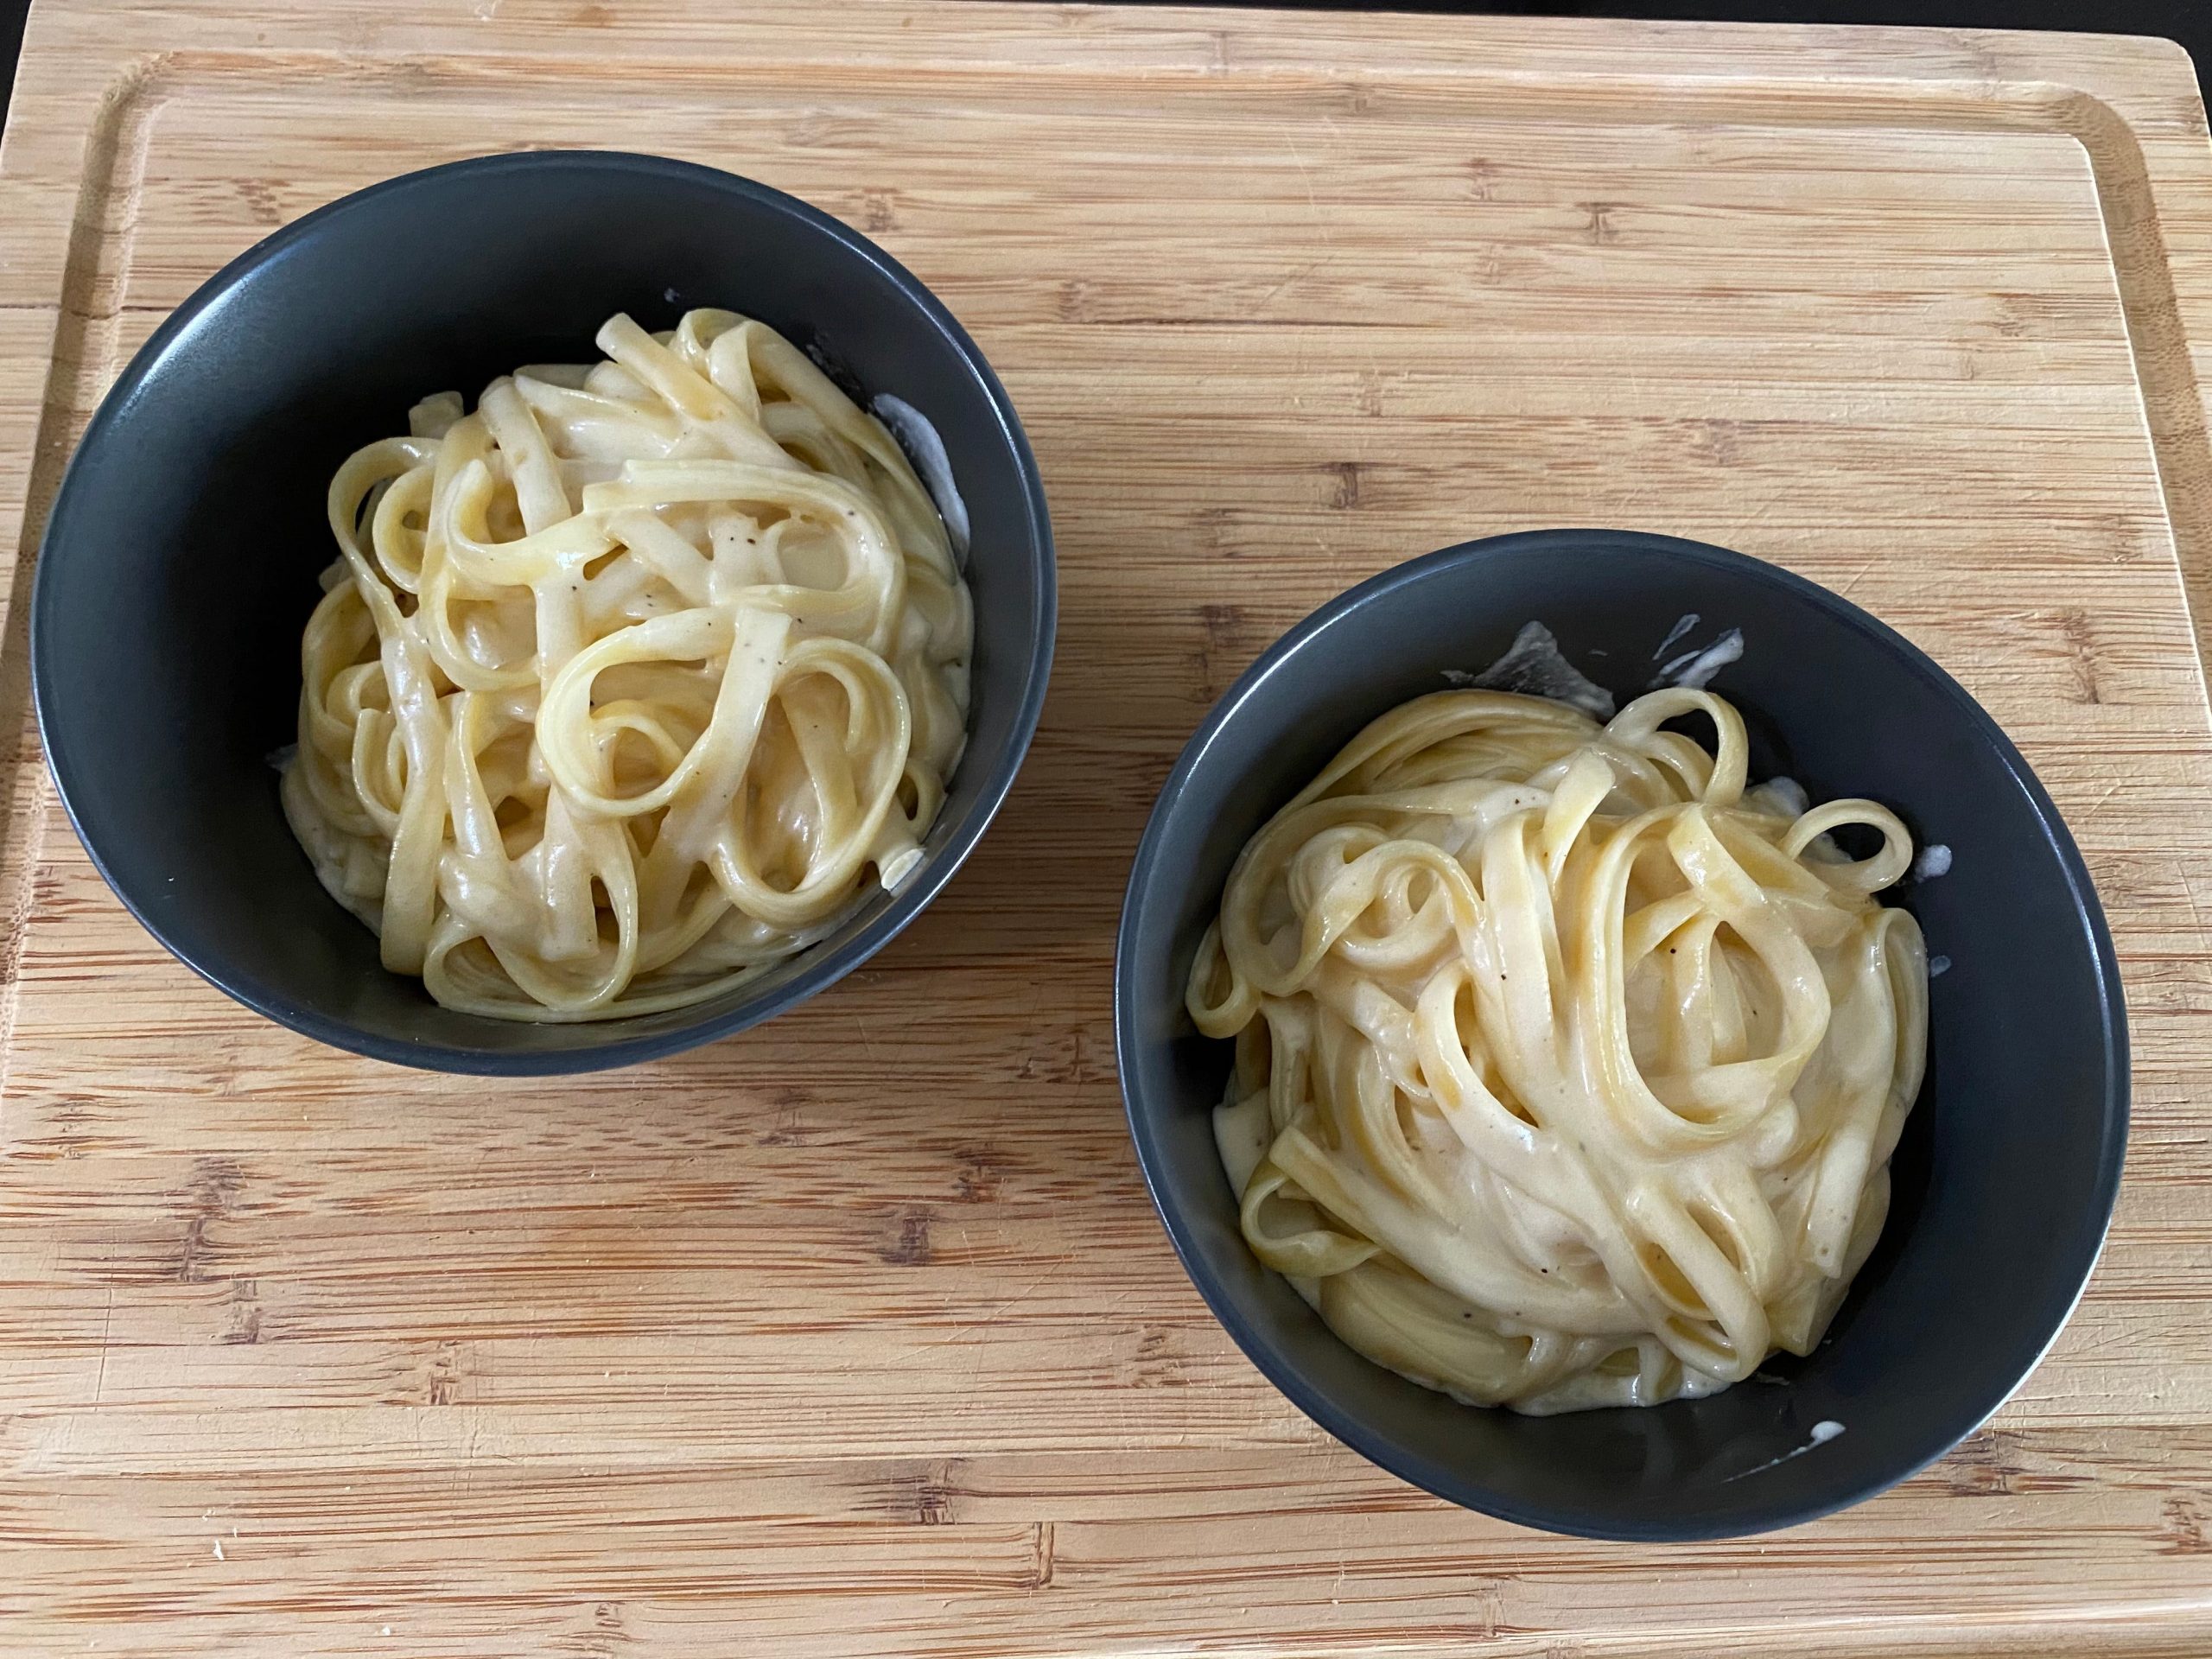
xmin=3 ymin=2 xmax=2212 ymax=1652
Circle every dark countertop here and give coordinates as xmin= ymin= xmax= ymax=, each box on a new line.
xmin=1 ymin=0 xmax=26 ymax=130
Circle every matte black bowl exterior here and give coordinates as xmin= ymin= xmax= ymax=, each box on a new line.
xmin=34 ymin=151 xmax=1054 ymax=1073
xmin=1116 ymin=531 xmax=2126 ymax=1540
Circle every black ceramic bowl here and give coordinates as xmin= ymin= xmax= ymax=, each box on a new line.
xmin=1116 ymin=530 xmax=2126 ymax=1540
xmin=34 ymin=151 xmax=1054 ymax=1073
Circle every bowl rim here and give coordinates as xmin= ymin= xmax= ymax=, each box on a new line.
xmin=30 ymin=148 xmax=1057 ymax=1074
xmin=1113 ymin=527 xmax=2129 ymax=1540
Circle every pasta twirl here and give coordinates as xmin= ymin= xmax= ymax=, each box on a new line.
xmin=283 ymin=309 xmax=971 ymax=1020
xmin=1188 ymin=685 xmax=1927 ymax=1414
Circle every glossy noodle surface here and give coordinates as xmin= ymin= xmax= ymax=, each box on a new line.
xmin=283 ymin=310 xmax=971 ymax=1020
xmin=1188 ymin=687 xmax=1927 ymax=1414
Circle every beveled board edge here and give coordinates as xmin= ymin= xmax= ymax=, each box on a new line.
xmin=0 ymin=2 xmax=2206 ymax=1649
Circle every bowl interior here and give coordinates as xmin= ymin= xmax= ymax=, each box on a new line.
xmin=35 ymin=152 xmax=1052 ymax=1071
xmin=1117 ymin=531 xmax=2125 ymax=1539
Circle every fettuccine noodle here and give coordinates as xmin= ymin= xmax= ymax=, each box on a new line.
xmin=1189 ymin=685 xmax=1927 ymax=1413
xmin=283 ymin=309 xmax=971 ymax=1020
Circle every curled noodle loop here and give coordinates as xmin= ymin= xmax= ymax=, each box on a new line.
xmin=284 ymin=311 xmax=973 ymax=1020
xmin=1192 ymin=687 xmax=1928 ymax=1413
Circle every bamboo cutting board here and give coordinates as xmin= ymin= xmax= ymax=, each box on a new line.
xmin=4 ymin=0 xmax=2212 ymax=1651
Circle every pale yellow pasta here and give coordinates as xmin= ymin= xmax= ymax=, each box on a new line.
xmin=1189 ymin=686 xmax=1927 ymax=1414
xmin=283 ymin=309 xmax=971 ymax=1020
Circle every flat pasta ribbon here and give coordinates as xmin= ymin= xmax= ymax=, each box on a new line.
xmin=283 ymin=309 xmax=973 ymax=1020
xmin=1193 ymin=687 xmax=1928 ymax=1413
